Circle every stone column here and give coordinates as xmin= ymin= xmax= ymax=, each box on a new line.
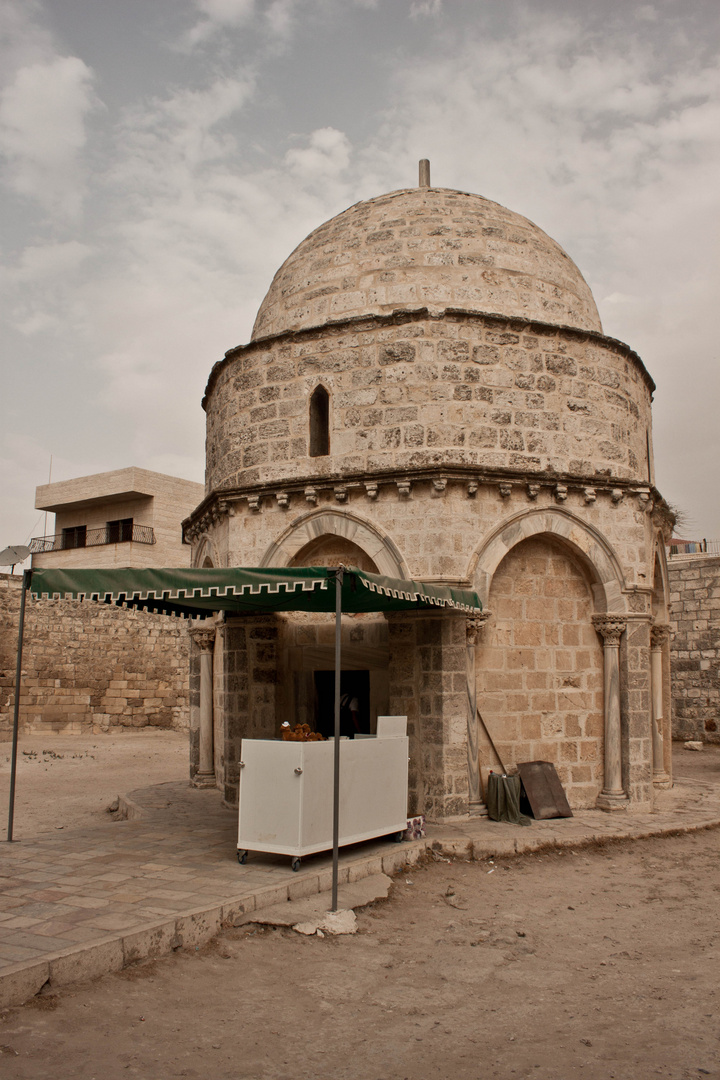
xmin=466 ymin=614 xmax=491 ymax=816
xmin=650 ymin=624 xmax=672 ymax=787
xmin=592 ymin=615 xmax=629 ymax=811
xmin=189 ymin=626 xmax=215 ymax=786
xmin=191 ymin=627 xmax=216 ymax=788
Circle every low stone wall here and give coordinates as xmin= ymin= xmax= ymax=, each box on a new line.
xmin=0 ymin=574 xmax=190 ymax=735
xmin=669 ymin=555 xmax=720 ymax=744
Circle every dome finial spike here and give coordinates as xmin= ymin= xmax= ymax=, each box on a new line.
xmin=419 ymin=159 xmax=430 ymax=188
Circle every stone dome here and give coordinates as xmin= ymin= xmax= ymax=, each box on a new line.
xmin=251 ymin=186 xmax=602 ymax=341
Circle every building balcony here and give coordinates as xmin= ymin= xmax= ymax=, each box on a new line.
xmin=29 ymin=524 xmax=155 ymax=554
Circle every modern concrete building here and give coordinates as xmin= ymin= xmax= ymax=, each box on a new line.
xmin=31 ymin=467 xmax=203 ymax=569
xmin=184 ymin=166 xmax=674 ymax=819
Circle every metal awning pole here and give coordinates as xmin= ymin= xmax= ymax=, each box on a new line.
xmin=331 ymin=566 xmax=343 ymax=912
xmin=6 ymin=569 xmax=31 ymax=842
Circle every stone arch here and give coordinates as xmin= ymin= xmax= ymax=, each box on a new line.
xmin=260 ymin=509 xmax=407 ymax=577
xmin=477 ymin=533 xmax=606 ymax=808
xmin=467 ymin=507 xmax=627 ymax=613
xmin=193 ymin=534 xmax=218 ymax=569
xmin=651 ymin=531 xmax=670 ymax=622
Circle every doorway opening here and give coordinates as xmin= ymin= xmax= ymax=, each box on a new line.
xmin=314 ymin=669 xmax=370 ymax=738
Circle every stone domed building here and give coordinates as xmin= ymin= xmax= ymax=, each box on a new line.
xmin=184 ymin=164 xmax=673 ymax=820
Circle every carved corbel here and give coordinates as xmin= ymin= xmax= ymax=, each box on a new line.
xmin=554 ymin=483 xmax=568 ymax=503
xmin=218 ymin=498 xmax=236 ymax=519
xmin=304 ymin=486 xmax=318 ymax=505
xmin=396 ymin=480 xmax=412 ymax=498
xmin=364 ymin=482 xmax=378 ymax=500
xmin=498 ymin=482 xmax=512 ymax=499
xmin=466 ymin=613 xmax=491 ymax=645
xmin=527 ymin=483 xmax=540 ymax=500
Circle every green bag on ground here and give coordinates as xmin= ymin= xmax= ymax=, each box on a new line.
xmin=486 ymin=773 xmax=532 ymax=826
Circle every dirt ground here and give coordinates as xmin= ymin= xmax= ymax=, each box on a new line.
xmin=0 ymin=730 xmax=189 ymax=836
xmin=1 ymin=739 xmax=719 ymax=1080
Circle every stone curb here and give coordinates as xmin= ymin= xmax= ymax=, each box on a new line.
xmin=116 ymin=793 xmax=146 ymax=821
xmin=0 ymin=839 xmax=424 ymax=1012
xmin=2 ymin=815 xmax=720 ymax=1013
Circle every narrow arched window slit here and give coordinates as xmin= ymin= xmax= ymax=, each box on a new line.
xmin=309 ymin=385 xmax=330 ymax=457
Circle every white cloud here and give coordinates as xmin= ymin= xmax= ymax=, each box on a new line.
xmin=354 ymin=13 xmax=720 ymax=528
xmin=183 ymin=0 xmax=255 ymax=47
xmin=2 ymin=1 xmax=719 ymax=549
xmin=0 ymin=0 xmax=56 ymax=77
xmin=284 ymin=126 xmax=351 ymax=180
xmin=265 ymin=0 xmax=298 ymax=39
xmin=0 ymin=54 xmax=99 ymax=217
xmin=410 ymin=0 xmax=443 ymax=16
xmin=113 ymin=75 xmax=253 ymax=189
xmin=196 ymin=0 xmax=255 ymax=23
xmin=183 ymin=0 xmax=303 ymax=48
xmin=9 ymin=240 xmax=92 ymax=284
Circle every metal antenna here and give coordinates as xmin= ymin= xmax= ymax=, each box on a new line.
xmin=419 ymin=159 xmax=430 ymax=187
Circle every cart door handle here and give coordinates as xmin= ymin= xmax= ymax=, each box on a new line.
xmin=294 ymin=767 xmax=303 ymax=775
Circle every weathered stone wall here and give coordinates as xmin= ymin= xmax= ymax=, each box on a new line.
xmin=216 ymin=615 xmax=279 ymax=805
xmin=251 ymin=187 xmax=603 ymax=339
xmin=387 ymin=611 xmax=468 ymax=820
xmin=477 ymin=536 xmax=605 ymax=808
xmin=0 ymin=574 xmax=190 ymax=735
xmin=668 ymin=556 xmax=720 ymax=744
xmin=189 ymin=182 xmax=670 ymax=816
xmin=204 ymin=312 xmax=654 ymax=496
xmin=203 ymin=476 xmax=657 ymax=589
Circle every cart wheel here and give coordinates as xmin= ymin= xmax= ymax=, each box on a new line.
xmin=291 ymin=857 xmax=301 ymax=872
xmin=393 ymin=831 xmax=405 ymax=843
xmin=237 ymin=850 xmax=248 ymax=865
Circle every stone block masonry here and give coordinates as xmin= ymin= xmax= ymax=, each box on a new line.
xmin=669 ymin=555 xmax=720 ymax=744
xmin=477 ymin=536 xmax=605 ymax=809
xmin=0 ymin=574 xmax=190 ymax=735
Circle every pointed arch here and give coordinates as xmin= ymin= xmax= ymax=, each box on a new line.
xmin=260 ymin=508 xmax=407 ymax=578
xmin=651 ymin=531 xmax=670 ymax=622
xmin=467 ymin=506 xmax=627 ymax=612
xmin=192 ymin=534 xmax=218 ymax=569
xmin=309 ymin=384 xmax=330 ymax=457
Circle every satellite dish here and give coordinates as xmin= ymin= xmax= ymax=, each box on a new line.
xmin=0 ymin=545 xmax=31 ymax=569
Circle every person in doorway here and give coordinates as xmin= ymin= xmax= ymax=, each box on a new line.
xmin=340 ymin=692 xmax=360 ymax=737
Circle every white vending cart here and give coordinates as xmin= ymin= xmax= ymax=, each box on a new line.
xmin=237 ymin=716 xmax=409 ymax=870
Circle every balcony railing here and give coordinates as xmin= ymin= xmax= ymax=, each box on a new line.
xmin=667 ymin=539 xmax=720 ymax=558
xmin=29 ymin=524 xmax=155 ymax=554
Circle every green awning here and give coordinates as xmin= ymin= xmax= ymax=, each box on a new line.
xmin=29 ymin=566 xmax=482 ymax=618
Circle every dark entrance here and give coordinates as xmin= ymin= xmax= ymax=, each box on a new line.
xmin=314 ymin=669 xmax=370 ymax=738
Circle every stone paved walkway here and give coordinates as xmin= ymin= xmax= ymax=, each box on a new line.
xmin=2 ymin=761 xmax=719 ymax=1010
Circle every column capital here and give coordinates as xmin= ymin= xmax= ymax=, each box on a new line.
xmin=466 ymin=613 xmax=491 ymax=645
xmin=592 ymin=614 xmax=626 ymax=646
xmin=650 ymin=623 xmax=671 ymax=650
xmin=190 ymin=627 xmax=216 ymax=651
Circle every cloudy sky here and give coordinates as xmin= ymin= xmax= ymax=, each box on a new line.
xmin=1 ymin=0 xmax=719 ymax=563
